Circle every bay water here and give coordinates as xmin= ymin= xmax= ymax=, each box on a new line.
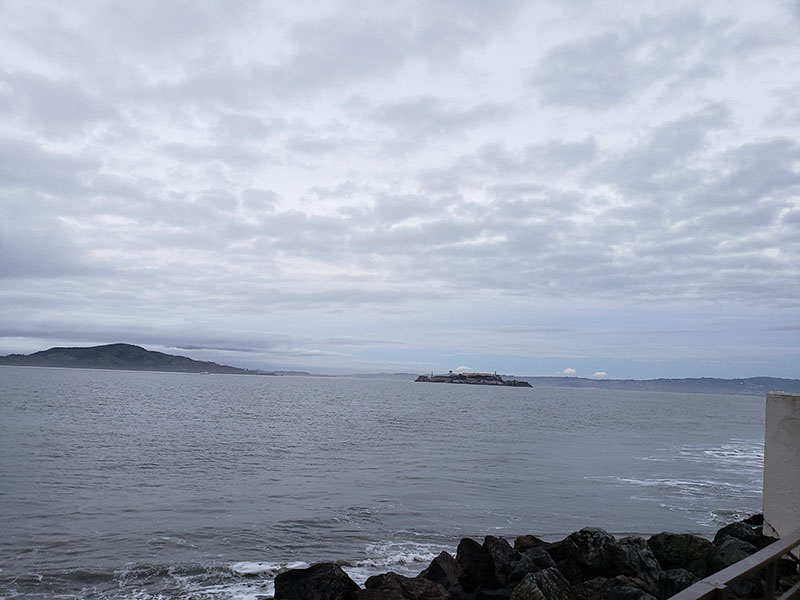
xmin=0 ymin=367 xmax=764 ymax=599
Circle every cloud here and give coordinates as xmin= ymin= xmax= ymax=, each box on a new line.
xmin=530 ymin=12 xmax=729 ymax=109
xmin=592 ymin=371 xmax=607 ymax=378
xmin=0 ymin=2 xmax=798 ymax=377
xmin=2 ymin=72 xmax=118 ymax=135
xmin=561 ymin=368 xmax=577 ymax=376
xmin=364 ymin=96 xmax=513 ymax=148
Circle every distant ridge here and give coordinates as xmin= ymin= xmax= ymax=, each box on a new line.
xmin=517 ymin=376 xmax=800 ymax=396
xmin=0 ymin=343 xmax=258 ymax=375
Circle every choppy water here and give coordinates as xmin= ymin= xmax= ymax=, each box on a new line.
xmin=0 ymin=367 xmax=764 ymax=599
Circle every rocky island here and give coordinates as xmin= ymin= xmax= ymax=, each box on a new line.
xmin=416 ymin=372 xmax=532 ymax=387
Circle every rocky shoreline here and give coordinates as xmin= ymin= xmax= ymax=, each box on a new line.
xmin=272 ymin=515 xmax=799 ymax=600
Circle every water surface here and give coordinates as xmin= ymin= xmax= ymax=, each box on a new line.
xmin=0 ymin=367 xmax=764 ymax=598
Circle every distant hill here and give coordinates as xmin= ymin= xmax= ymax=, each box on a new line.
xmin=515 ymin=376 xmax=800 ymax=396
xmin=0 ymin=343 xmax=259 ymax=375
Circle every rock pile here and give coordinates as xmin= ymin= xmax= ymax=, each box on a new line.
xmin=272 ymin=515 xmax=799 ymax=600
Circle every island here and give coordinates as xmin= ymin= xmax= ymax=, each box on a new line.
xmin=416 ymin=372 xmax=532 ymax=387
xmin=0 ymin=343 xmax=263 ymax=375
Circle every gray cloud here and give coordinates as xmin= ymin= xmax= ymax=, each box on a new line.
xmin=1 ymin=1 xmax=798 ymax=376
xmin=1 ymin=71 xmax=118 ymax=135
xmin=530 ymin=12 xmax=730 ymax=109
xmin=365 ymin=96 xmax=512 ymax=145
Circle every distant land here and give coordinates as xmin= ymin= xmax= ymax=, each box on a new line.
xmin=0 ymin=343 xmax=261 ymax=375
xmin=344 ymin=373 xmax=799 ymax=396
xmin=514 ymin=375 xmax=800 ymax=396
xmin=1 ymin=344 xmax=798 ymax=395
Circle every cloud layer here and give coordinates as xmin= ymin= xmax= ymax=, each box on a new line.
xmin=1 ymin=1 xmax=798 ymax=376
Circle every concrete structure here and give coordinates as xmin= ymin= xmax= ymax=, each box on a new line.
xmin=762 ymin=393 xmax=800 ymax=547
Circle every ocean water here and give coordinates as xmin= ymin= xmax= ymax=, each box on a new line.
xmin=0 ymin=367 xmax=765 ymax=599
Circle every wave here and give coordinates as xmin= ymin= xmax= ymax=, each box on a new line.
xmin=0 ymin=539 xmax=447 ymax=600
xmin=587 ymin=438 xmax=763 ymax=531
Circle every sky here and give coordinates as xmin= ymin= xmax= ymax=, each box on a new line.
xmin=1 ymin=1 xmax=799 ymax=378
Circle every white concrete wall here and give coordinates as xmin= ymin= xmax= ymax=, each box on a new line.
xmin=762 ymin=393 xmax=800 ymax=541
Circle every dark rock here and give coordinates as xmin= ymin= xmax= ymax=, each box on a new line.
xmin=356 ymin=591 xmax=403 ymax=600
xmin=707 ymin=537 xmax=760 ymax=598
xmin=476 ymin=589 xmax=512 ymax=599
xmin=546 ymin=528 xmax=621 ymax=583
xmin=419 ymin=552 xmax=459 ymax=589
xmin=483 ymin=536 xmax=539 ymax=587
xmin=743 ymin=514 xmax=763 ymax=526
xmin=444 ymin=583 xmax=475 ymax=600
xmin=566 ymin=528 xmax=619 ymax=573
xmin=545 ymin=539 xmax=575 ymax=566
xmin=586 ymin=576 xmax=654 ymax=600
xmin=713 ymin=521 xmax=760 ymax=547
xmin=579 ymin=577 xmax=610 ymax=600
xmin=604 ymin=586 xmax=657 ymax=600
xmin=509 ymin=567 xmax=576 ymax=600
xmin=552 ymin=558 xmax=585 ymax=586
xmin=714 ymin=520 xmax=775 ymax=551
xmin=708 ymin=537 xmax=757 ymax=574
xmin=364 ymin=571 xmax=451 ymax=600
xmin=658 ymin=569 xmax=698 ymax=599
xmin=515 ymin=536 xmax=547 ymax=553
xmin=609 ymin=537 xmax=661 ymax=594
xmin=777 ymin=553 xmax=800 ymax=578
xmin=647 ymin=533 xmax=715 ymax=578
xmin=522 ymin=548 xmax=557 ymax=572
xmin=274 ymin=563 xmax=360 ymax=600
xmin=544 ymin=538 xmax=583 ymax=584
xmin=456 ymin=538 xmax=499 ymax=592
xmin=484 ymin=537 xmax=521 ymax=587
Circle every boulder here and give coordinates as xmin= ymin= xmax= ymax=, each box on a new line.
xmin=609 ymin=537 xmax=661 ymax=593
xmin=522 ymin=548 xmax=556 ymax=572
xmin=456 ymin=537 xmax=499 ymax=592
xmin=483 ymin=536 xmax=538 ymax=587
xmin=566 ymin=528 xmax=619 ymax=573
xmin=441 ymin=583 xmax=473 ymax=600
xmin=419 ymin=551 xmax=459 ymax=589
xmin=484 ymin=536 xmax=520 ymax=586
xmin=743 ymin=514 xmax=763 ymax=526
xmin=363 ymin=571 xmax=451 ymax=600
xmin=604 ymin=586 xmax=657 ymax=600
xmin=647 ymin=533 xmax=715 ymax=578
xmin=658 ymin=568 xmax=698 ymax=599
xmin=515 ymin=536 xmax=548 ymax=553
xmin=588 ymin=576 xmax=654 ymax=600
xmin=547 ymin=528 xmax=620 ymax=583
xmin=274 ymin=563 xmax=360 ymax=600
xmin=713 ymin=521 xmax=760 ymax=547
xmin=509 ymin=567 xmax=576 ymax=600
xmin=708 ymin=537 xmax=757 ymax=574
xmin=476 ymin=589 xmax=513 ymax=600
xmin=707 ymin=538 xmax=759 ymax=598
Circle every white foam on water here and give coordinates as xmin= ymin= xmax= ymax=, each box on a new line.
xmin=585 ymin=437 xmax=764 ymax=531
xmin=342 ymin=540 xmax=448 ymax=586
xmin=229 ymin=561 xmax=279 ymax=576
xmin=640 ymin=439 xmax=764 ymax=473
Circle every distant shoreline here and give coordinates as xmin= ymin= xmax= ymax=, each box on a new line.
xmin=1 ymin=343 xmax=798 ymax=396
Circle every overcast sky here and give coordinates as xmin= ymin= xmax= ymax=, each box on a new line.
xmin=1 ymin=1 xmax=798 ymax=378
